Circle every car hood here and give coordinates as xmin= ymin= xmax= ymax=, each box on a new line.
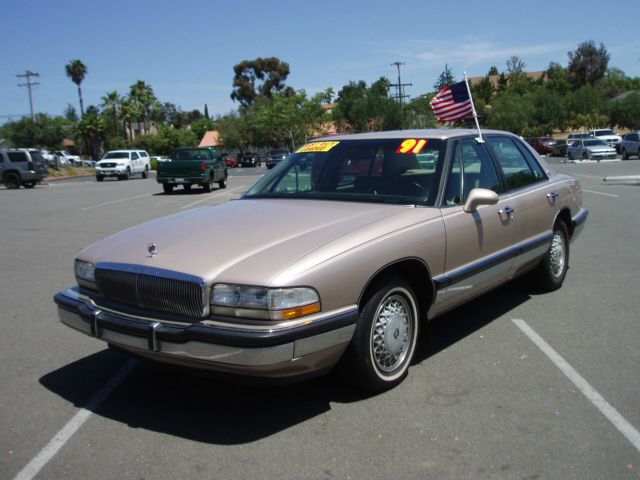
xmin=586 ymin=146 xmax=615 ymax=153
xmin=78 ymin=199 xmax=439 ymax=286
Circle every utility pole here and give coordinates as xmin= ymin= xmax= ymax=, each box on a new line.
xmin=389 ymin=62 xmax=412 ymax=128
xmin=17 ymin=70 xmax=40 ymax=121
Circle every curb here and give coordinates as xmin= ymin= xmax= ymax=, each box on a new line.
xmin=44 ymin=174 xmax=95 ymax=182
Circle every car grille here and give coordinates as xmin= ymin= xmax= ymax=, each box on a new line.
xmin=95 ymin=266 xmax=206 ymax=320
xmin=101 ymin=163 xmax=117 ymax=168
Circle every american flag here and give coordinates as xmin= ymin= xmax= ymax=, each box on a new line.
xmin=429 ymin=81 xmax=473 ymax=122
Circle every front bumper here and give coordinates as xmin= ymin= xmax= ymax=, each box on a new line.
xmin=96 ymin=168 xmax=126 ymax=177
xmin=54 ymin=288 xmax=357 ymax=379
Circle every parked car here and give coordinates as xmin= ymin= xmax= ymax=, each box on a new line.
xmin=619 ymin=132 xmax=640 ymax=159
xmin=54 ymin=150 xmax=82 ymax=166
xmin=567 ymin=133 xmax=589 ymax=144
xmin=549 ymin=139 xmax=568 ymax=158
xmin=1 ymin=148 xmax=49 ymax=188
xmin=95 ymin=150 xmax=151 ymax=181
xmin=587 ymin=129 xmax=622 ymax=152
xmin=567 ymin=139 xmax=617 ymax=161
xmin=156 ymin=147 xmax=227 ymax=193
xmin=239 ymin=151 xmax=262 ymax=167
xmin=55 ymin=129 xmax=587 ymax=392
xmin=527 ymin=137 xmax=558 ymax=156
xmin=266 ymin=148 xmax=289 ymax=169
xmin=221 ymin=152 xmax=238 ymax=168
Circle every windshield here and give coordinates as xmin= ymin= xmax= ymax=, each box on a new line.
xmin=244 ymin=138 xmax=446 ymax=206
xmin=103 ymin=152 xmax=129 ymax=159
xmin=585 ymin=140 xmax=608 ymax=146
xmin=595 ymin=130 xmax=615 ymax=136
xmin=176 ymin=149 xmax=214 ymax=160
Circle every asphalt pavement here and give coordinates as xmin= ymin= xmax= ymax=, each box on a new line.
xmin=1 ymin=162 xmax=639 ymax=479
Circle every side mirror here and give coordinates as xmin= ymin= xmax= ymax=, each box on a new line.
xmin=463 ymin=188 xmax=499 ymax=213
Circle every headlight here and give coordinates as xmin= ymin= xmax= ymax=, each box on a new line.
xmin=211 ymin=284 xmax=320 ymax=321
xmin=74 ymin=259 xmax=96 ymax=290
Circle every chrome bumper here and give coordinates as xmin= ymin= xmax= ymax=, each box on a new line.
xmin=55 ymin=288 xmax=356 ymax=378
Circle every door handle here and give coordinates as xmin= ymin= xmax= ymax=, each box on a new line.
xmin=498 ymin=206 xmax=514 ymax=215
xmin=546 ymin=191 xmax=560 ymax=199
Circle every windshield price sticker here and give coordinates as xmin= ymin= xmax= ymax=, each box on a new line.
xmin=297 ymin=141 xmax=340 ymax=153
xmin=397 ymin=139 xmax=428 ymax=154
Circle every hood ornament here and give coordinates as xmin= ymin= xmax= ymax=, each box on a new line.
xmin=147 ymin=242 xmax=158 ymax=258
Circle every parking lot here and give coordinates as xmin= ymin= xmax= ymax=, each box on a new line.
xmin=1 ymin=161 xmax=639 ymax=479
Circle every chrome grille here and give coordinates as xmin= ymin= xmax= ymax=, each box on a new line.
xmin=100 ymin=163 xmax=117 ymax=168
xmin=95 ymin=264 xmax=205 ymax=320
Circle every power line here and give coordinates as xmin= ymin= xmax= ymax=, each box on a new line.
xmin=17 ymin=70 xmax=40 ymax=121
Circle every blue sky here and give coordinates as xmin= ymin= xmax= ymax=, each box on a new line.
xmin=2 ymin=0 xmax=638 ymax=122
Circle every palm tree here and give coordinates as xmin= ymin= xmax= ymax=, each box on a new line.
xmin=129 ymin=81 xmax=157 ymax=134
xmin=101 ymin=91 xmax=121 ymax=137
xmin=65 ymin=59 xmax=87 ymax=117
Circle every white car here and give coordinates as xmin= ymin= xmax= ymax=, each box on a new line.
xmin=95 ymin=150 xmax=150 ymax=181
xmin=587 ymin=129 xmax=622 ymax=151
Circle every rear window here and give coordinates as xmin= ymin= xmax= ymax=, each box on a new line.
xmin=176 ymin=149 xmax=214 ymax=161
xmin=585 ymin=140 xmax=607 ymax=146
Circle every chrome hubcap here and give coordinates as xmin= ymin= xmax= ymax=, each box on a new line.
xmin=549 ymin=232 xmax=566 ymax=278
xmin=372 ymin=293 xmax=413 ymax=373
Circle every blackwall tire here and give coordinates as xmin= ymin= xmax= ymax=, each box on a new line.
xmin=4 ymin=173 xmax=21 ymax=189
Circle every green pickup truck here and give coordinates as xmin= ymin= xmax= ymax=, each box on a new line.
xmin=157 ymin=147 xmax=228 ymax=194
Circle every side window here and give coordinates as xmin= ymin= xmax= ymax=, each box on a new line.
xmin=140 ymin=151 xmax=148 ymax=158
xmin=487 ymin=137 xmax=542 ymax=191
xmin=8 ymin=152 xmax=28 ymax=162
xmin=131 ymin=152 xmax=139 ymax=160
xmin=444 ymin=140 xmax=500 ymax=205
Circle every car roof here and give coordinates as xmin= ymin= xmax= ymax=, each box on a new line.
xmin=313 ymin=128 xmax=518 ymax=142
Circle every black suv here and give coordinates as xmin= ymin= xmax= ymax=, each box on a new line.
xmin=1 ymin=149 xmax=49 ymax=189
xmin=266 ymin=149 xmax=289 ymax=169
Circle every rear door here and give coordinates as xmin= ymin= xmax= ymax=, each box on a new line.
xmin=485 ymin=135 xmax=558 ymax=274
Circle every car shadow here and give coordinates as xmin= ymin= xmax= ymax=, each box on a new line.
xmin=151 ymin=188 xmax=224 ymax=196
xmin=40 ymin=279 xmax=532 ymax=445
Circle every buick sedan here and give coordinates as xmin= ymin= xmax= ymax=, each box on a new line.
xmin=55 ymin=129 xmax=587 ymax=392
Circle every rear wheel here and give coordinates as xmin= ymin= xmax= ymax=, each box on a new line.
xmin=532 ymin=221 xmax=569 ymax=291
xmin=582 ymin=152 xmax=588 ymax=160
xmin=163 ymin=184 xmax=174 ymax=194
xmin=567 ymin=151 xmax=573 ymax=161
xmin=340 ymin=276 xmax=419 ymax=392
xmin=218 ymin=174 xmax=227 ymax=189
xmin=202 ymin=175 xmax=213 ymax=192
xmin=4 ymin=173 xmax=21 ymax=189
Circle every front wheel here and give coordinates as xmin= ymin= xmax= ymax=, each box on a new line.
xmin=532 ymin=222 xmax=569 ymax=291
xmin=142 ymin=166 xmax=149 ymax=178
xmin=340 ymin=276 xmax=419 ymax=392
xmin=96 ymin=175 xmax=104 ymax=182
xmin=582 ymin=152 xmax=588 ymax=160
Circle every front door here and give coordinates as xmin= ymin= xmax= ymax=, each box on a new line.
xmin=434 ymin=139 xmax=516 ymax=312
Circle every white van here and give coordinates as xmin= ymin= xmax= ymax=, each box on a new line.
xmin=95 ymin=150 xmax=151 ymax=181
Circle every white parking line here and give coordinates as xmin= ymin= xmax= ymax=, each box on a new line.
xmin=573 ymin=174 xmax=605 ymax=180
xmin=180 ymin=185 xmax=246 ymax=209
xmin=513 ymin=319 xmax=640 ymax=454
xmin=13 ymin=359 xmax=137 ymax=480
xmin=582 ymin=189 xmax=619 ymax=198
xmin=81 ymin=193 xmax=152 ymax=211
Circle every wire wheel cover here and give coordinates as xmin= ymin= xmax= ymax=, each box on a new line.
xmin=549 ymin=232 xmax=566 ymax=278
xmin=371 ymin=293 xmax=414 ymax=373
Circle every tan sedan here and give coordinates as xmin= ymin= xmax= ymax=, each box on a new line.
xmin=55 ymin=129 xmax=588 ymax=392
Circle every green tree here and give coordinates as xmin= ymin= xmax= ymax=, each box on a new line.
xmin=568 ymin=40 xmax=609 ymax=88
xmin=101 ymin=91 xmax=122 ymax=138
xmin=472 ymin=76 xmax=495 ymax=104
xmin=333 ymin=77 xmax=401 ymax=132
xmin=64 ymin=104 xmax=78 ymax=122
xmin=433 ymin=64 xmax=455 ymax=91
xmin=0 ymin=114 xmax=73 ymax=149
xmin=487 ymin=66 xmax=499 ymax=76
xmin=506 ymin=56 xmax=526 ymax=81
xmin=129 ymin=81 xmax=158 ymax=134
xmin=610 ymin=92 xmax=640 ymax=130
xmin=76 ymin=106 xmax=105 ymax=158
xmin=190 ymin=117 xmax=216 ymax=143
xmin=486 ymin=92 xmax=535 ymax=134
xmin=217 ymin=112 xmax=253 ymax=152
xmin=544 ymin=62 xmax=572 ymax=95
xmin=231 ymin=57 xmax=294 ymax=107
xmin=65 ymin=59 xmax=88 ymax=117
xmin=204 ymin=104 xmax=209 ymax=119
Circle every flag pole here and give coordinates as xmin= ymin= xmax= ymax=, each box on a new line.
xmin=463 ymin=71 xmax=484 ymax=143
